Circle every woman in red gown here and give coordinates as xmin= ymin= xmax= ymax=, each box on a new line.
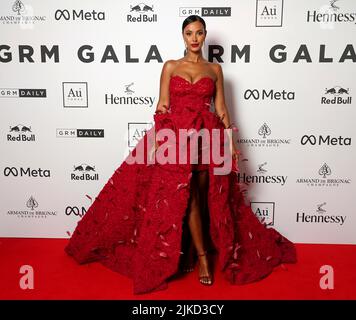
xmin=65 ymin=15 xmax=297 ymax=295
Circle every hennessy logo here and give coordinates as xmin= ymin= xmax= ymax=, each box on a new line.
xmin=329 ymin=0 xmax=340 ymax=11
xmin=124 ymin=82 xmax=135 ymax=95
xmin=316 ymin=202 xmax=327 ymax=214
xmin=257 ymin=162 xmax=268 ymax=174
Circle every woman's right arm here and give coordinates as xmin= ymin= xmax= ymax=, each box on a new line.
xmin=155 ymin=60 xmax=175 ymax=114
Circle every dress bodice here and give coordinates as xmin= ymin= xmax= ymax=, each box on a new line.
xmin=168 ymin=75 xmax=216 ymax=114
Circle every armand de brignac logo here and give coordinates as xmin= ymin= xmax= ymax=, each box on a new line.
xmin=0 ymin=0 xmax=46 ymax=25
xmin=258 ymin=123 xmax=271 ymax=139
xmin=6 ymin=196 xmax=57 ymax=219
xmin=236 ymin=122 xmax=291 ymax=148
xmin=12 ymin=0 xmax=25 ymax=15
xmin=319 ymin=163 xmax=331 ymax=179
xmin=26 ymin=196 xmax=38 ymax=210
xmin=296 ymin=163 xmax=351 ymax=187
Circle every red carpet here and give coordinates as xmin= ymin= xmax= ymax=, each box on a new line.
xmin=0 ymin=238 xmax=355 ymax=300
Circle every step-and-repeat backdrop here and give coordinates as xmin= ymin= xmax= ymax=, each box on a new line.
xmin=1 ymin=0 xmax=355 ymax=243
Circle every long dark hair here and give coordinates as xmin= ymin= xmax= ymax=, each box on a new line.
xmin=182 ymin=15 xmax=206 ymax=33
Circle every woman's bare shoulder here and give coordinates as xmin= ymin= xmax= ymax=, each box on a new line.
xmin=162 ymin=59 xmax=179 ymax=74
xmin=209 ymin=61 xmax=222 ymax=70
xmin=208 ymin=62 xmax=223 ymax=78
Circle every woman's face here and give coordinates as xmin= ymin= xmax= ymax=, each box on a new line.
xmin=182 ymin=21 xmax=206 ymax=53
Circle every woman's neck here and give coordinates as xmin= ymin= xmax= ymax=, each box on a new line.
xmin=184 ymin=51 xmax=204 ymax=63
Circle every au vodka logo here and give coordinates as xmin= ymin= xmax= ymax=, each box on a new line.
xmin=250 ymin=202 xmax=275 ymax=226
xmin=256 ymin=0 xmax=284 ymax=27
xmin=62 ymin=82 xmax=88 ymax=108
xmin=128 ymin=122 xmax=153 ymax=147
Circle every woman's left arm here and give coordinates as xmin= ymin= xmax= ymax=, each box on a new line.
xmin=213 ymin=63 xmax=239 ymax=160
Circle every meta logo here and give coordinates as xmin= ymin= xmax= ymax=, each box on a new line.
xmin=65 ymin=206 xmax=87 ymax=218
xmin=55 ymin=9 xmax=105 ymax=21
xmin=244 ymin=88 xmax=295 ymax=101
xmin=3 ymin=167 xmax=51 ymax=178
xmin=300 ymin=135 xmax=351 ymax=146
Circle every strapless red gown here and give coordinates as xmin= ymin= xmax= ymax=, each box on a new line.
xmin=65 ymin=75 xmax=297 ymax=294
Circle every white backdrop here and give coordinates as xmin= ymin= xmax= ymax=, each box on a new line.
xmin=0 ymin=0 xmax=355 ymax=244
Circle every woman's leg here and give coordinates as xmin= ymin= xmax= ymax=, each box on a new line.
xmin=186 ymin=170 xmax=212 ymax=284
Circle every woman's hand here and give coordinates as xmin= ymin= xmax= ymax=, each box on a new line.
xmin=152 ymin=104 xmax=169 ymax=157
xmin=155 ymin=104 xmax=169 ymax=114
xmin=232 ymin=143 xmax=239 ymax=159
xmin=231 ymin=140 xmax=240 ymax=172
